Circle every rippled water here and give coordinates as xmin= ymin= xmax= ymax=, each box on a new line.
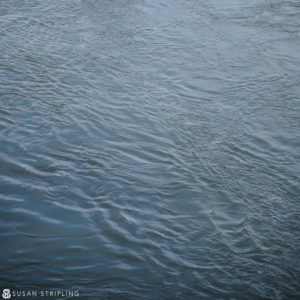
xmin=1 ymin=0 xmax=300 ymax=299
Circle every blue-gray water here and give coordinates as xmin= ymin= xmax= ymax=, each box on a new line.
xmin=1 ymin=0 xmax=300 ymax=299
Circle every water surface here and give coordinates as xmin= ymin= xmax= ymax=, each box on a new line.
xmin=1 ymin=0 xmax=300 ymax=299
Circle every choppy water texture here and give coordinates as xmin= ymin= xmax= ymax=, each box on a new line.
xmin=1 ymin=0 xmax=300 ymax=299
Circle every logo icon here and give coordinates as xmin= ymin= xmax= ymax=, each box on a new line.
xmin=2 ymin=289 xmax=11 ymax=299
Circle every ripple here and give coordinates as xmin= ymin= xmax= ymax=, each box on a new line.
xmin=1 ymin=0 xmax=300 ymax=298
